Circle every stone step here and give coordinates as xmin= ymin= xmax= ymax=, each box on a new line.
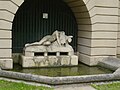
xmin=98 ymin=57 xmax=120 ymax=71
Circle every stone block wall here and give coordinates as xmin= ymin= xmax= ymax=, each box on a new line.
xmin=0 ymin=0 xmax=119 ymax=69
xmin=65 ymin=0 xmax=119 ymax=66
xmin=64 ymin=0 xmax=93 ymax=65
xmin=0 ymin=0 xmax=24 ymax=69
xmin=117 ymin=0 xmax=120 ymax=58
xmin=89 ymin=0 xmax=119 ymax=65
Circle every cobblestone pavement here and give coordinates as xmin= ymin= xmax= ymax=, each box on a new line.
xmin=54 ymin=81 xmax=120 ymax=90
xmin=54 ymin=84 xmax=96 ymax=90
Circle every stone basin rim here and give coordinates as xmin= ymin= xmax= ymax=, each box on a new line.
xmin=0 ymin=69 xmax=118 ymax=85
xmin=0 ymin=57 xmax=120 ymax=85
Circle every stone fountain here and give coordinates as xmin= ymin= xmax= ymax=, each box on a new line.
xmin=21 ymin=30 xmax=78 ymax=68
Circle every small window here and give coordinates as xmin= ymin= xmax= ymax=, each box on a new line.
xmin=43 ymin=13 xmax=48 ymax=19
xmin=60 ymin=52 xmax=68 ymax=56
xmin=48 ymin=52 xmax=56 ymax=56
xmin=34 ymin=52 xmax=44 ymax=56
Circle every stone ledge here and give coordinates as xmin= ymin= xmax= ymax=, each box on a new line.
xmin=79 ymin=53 xmax=107 ymax=66
xmin=113 ymin=68 xmax=120 ymax=75
xmin=0 ymin=59 xmax=13 ymax=69
xmin=98 ymin=57 xmax=120 ymax=71
xmin=22 ymin=55 xmax=78 ymax=68
xmin=0 ymin=70 xmax=117 ymax=85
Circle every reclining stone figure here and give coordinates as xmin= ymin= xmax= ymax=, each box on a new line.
xmin=25 ymin=30 xmax=73 ymax=47
xmin=22 ymin=30 xmax=78 ymax=68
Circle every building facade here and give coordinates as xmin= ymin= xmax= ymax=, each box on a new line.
xmin=0 ymin=0 xmax=119 ymax=69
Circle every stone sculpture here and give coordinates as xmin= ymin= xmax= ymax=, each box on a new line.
xmin=21 ymin=30 xmax=78 ymax=68
xmin=25 ymin=30 xmax=73 ymax=47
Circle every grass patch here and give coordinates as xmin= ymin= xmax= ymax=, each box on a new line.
xmin=0 ymin=80 xmax=53 ymax=90
xmin=92 ymin=82 xmax=120 ymax=90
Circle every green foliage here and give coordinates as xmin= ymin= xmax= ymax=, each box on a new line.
xmin=0 ymin=80 xmax=53 ymax=90
xmin=92 ymin=82 xmax=120 ymax=90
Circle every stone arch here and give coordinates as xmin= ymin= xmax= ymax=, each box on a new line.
xmin=11 ymin=0 xmax=92 ymax=56
xmin=63 ymin=0 xmax=92 ymax=65
xmin=0 ymin=0 xmax=92 ymax=29
xmin=0 ymin=0 xmax=93 ymax=69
